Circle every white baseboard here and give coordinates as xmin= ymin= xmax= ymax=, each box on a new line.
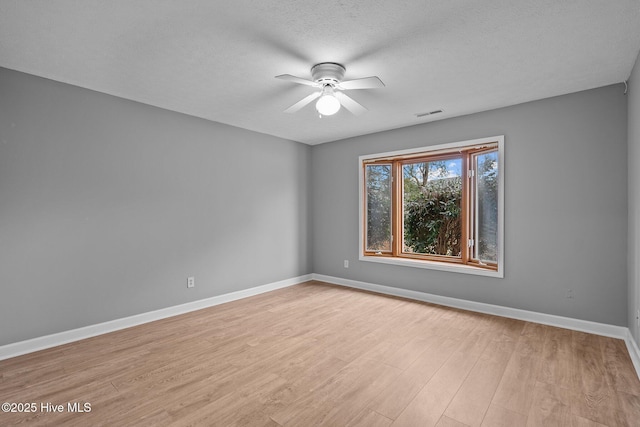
xmin=313 ymin=274 xmax=629 ymax=339
xmin=314 ymin=274 xmax=640 ymax=379
xmin=0 ymin=274 xmax=311 ymax=361
xmin=3 ymin=272 xmax=639 ymax=381
xmin=626 ymin=329 xmax=640 ymax=378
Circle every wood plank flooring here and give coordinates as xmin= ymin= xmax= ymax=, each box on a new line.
xmin=1 ymin=280 xmax=639 ymax=426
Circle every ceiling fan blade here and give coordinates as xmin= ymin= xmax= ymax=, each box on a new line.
xmin=338 ymin=76 xmax=385 ymax=90
xmin=335 ymin=92 xmax=368 ymax=115
xmin=275 ymin=74 xmax=319 ymax=87
xmin=284 ymin=91 xmax=321 ymax=113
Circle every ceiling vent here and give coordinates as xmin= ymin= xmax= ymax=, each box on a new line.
xmin=415 ymin=109 xmax=443 ymax=118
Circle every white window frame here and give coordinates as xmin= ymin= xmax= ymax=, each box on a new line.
xmin=358 ymin=135 xmax=504 ymax=278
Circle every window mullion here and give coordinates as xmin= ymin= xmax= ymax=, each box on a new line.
xmin=461 ymin=154 xmax=469 ymax=264
xmin=392 ymin=160 xmax=403 ymax=256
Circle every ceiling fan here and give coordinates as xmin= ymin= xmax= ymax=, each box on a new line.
xmin=275 ymin=62 xmax=384 ymax=117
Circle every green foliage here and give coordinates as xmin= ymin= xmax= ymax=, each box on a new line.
xmin=476 ymin=153 xmax=498 ymax=261
xmin=403 ymin=175 xmax=462 ymax=256
xmin=366 ymin=165 xmax=391 ymax=251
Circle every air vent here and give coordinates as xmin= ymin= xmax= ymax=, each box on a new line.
xmin=415 ymin=109 xmax=443 ymax=118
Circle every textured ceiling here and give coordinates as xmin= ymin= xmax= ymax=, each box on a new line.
xmin=1 ymin=1 xmax=639 ymax=145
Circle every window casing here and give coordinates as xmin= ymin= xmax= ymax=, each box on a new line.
xmin=360 ymin=136 xmax=504 ymax=277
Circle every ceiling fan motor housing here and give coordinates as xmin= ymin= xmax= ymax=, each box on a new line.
xmin=311 ymin=62 xmax=345 ymax=86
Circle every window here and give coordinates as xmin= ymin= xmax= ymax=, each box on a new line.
xmin=360 ymin=136 xmax=504 ymax=277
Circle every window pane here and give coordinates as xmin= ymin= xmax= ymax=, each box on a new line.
xmin=366 ymin=164 xmax=392 ymax=252
xmin=475 ymin=151 xmax=498 ymax=263
xmin=402 ymin=159 xmax=462 ymax=256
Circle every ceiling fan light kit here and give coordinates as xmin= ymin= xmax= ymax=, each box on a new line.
xmin=316 ymin=85 xmax=341 ymax=116
xmin=276 ymin=62 xmax=384 ymax=117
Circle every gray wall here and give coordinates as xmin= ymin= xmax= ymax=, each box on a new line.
xmin=629 ymin=51 xmax=640 ymax=345
xmin=0 ymin=65 xmax=632 ymax=346
xmin=0 ymin=68 xmax=312 ymax=345
xmin=312 ymin=84 xmax=628 ymax=326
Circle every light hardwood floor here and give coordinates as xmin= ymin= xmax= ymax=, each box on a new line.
xmin=1 ymin=281 xmax=639 ymax=426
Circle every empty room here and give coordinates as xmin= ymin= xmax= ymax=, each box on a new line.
xmin=2 ymin=1 xmax=640 ymax=426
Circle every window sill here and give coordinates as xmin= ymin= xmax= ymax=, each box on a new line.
xmin=359 ymin=255 xmax=503 ymax=278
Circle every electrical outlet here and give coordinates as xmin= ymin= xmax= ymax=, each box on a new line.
xmin=344 ymin=260 xmax=349 ymax=268
xmin=637 ymin=309 xmax=639 ymax=327
xmin=565 ymin=289 xmax=574 ymax=299
xmin=187 ymin=277 xmax=195 ymax=288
